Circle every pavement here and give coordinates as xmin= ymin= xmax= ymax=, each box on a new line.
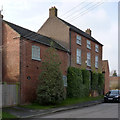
xmin=3 ymin=99 xmax=104 ymax=118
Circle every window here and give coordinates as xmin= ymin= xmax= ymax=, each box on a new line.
xmin=32 ymin=45 xmax=41 ymax=61
xmin=76 ymin=35 xmax=81 ymax=45
xmin=95 ymin=55 xmax=98 ymax=68
xmin=87 ymin=40 xmax=91 ymax=49
xmin=63 ymin=75 xmax=67 ymax=87
xmin=95 ymin=44 xmax=99 ymax=52
xmin=87 ymin=52 xmax=91 ymax=66
xmin=76 ymin=49 xmax=81 ymax=64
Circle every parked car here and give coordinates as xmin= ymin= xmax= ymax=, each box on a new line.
xmin=104 ymin=90 xmax=120 ymax=103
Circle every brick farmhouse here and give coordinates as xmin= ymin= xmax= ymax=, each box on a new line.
xmin=0 ymin=7 xmax=109 ymax=104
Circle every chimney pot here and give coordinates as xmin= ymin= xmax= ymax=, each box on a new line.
xmin=49 ymin=6 xmax=57 ymax=18
xmin=86 ymin=28 xmax=92 ymax=36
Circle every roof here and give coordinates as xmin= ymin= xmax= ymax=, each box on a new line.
xmin=58 ymin=17 xmax=103 ymax=46
xmin=102 ymin=60 xmax=109 ymax=72
xmin=4 ymin=20 xmax=69 ymax=52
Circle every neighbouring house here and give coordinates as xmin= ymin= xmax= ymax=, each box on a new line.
xmin=1 ymin=6 xmax=104 ymax=105
xmin=102 ymin=60 xmax=110 ymax=94
xmin=1 ymin=13 xmax=69 ymax=104
xmin=38 ymin=7 xmax=103 ymax=82
xmin=109 ymin=76 xmax=120 ymax=90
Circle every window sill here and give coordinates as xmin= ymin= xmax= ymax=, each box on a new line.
xmin=77 ymin=43 xmax=81 ymax=46
xmin=87 ymin=47 xmax=91 ymax=50
xmin=32 ymin=58 xmax=41 ymax=61
xmin=77 ymin=63 xmax=81 ymax=65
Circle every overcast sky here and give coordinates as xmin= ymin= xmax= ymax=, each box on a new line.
xmin=0 ymin=0 xmax=119 ymax=74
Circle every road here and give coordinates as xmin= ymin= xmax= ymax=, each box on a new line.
xmin=33 ymin=103 xmax=119 ymax=118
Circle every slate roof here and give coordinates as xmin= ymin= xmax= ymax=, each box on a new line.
xmin=58 ymin=17 xmax=103 ymax=46
xmin=4 ymin=20 xmax=69 ymax=52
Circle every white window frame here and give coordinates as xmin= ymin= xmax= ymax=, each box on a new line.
xmin=95 ymin=44 xmax=99 ymax=52
xmin=95 ymin=55 xmax=98 ymax=68
xmin=32 ymin=45 xmax=41 ymax=61
xmin=76 ymin=35 xmax=81 ymax=45
xmin=76 ymin=49 xmax=81 ymax=64
xmin=87 ymin=52 xmax=91 ymax=67
xmin=87 ymin=40 xmax=91 ymax=49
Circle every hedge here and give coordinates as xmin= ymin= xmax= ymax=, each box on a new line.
xmin=98 ymin=73 xmax=104 ymax=95
xmin=82 ymin=69 xmax=90 ymax=96
xmin=67 ymin=67 xmax=90 ymax=98
xmin=91 ymin=72 xmax=104 ymax=95
xmin=67 ymin=67 xmax=104 ymax=98
xmin=91 ymin=72 xmax=98 ymax=90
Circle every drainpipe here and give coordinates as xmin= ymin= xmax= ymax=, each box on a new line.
xmin=69 ymin=30 xmax=71 ymax=66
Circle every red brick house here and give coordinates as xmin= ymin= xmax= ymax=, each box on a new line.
xmin=1 ymin=6 xmax=104 ymax=104
xmin=1 ymin=13 xmax=69 ymax=104
xmin=38 ymin=7 xmax=103 ymax=73
xmin=102 ymin=60 xmax=110 ymax=94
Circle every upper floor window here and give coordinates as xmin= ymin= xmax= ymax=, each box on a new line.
xmin=95 ymin=44 xmax=99 ymax=52
xmin=32 ymin=45 xmax=41 ymax=61
xmin=87 ymin=40 xmax=91 ymax=49
xmin=76 ymin=35 xmax=81 ymax=45
xmin=95 ymin=55 xmax=98 ymax=68
xmin=76 ymin=49 xmax=81 ymax=64
xmin=87 ymin=52 xmax=91 ymax=66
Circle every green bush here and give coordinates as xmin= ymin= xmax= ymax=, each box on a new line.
xmin=91 ymin=72 xmax=98 ymax=90
xmin=37 ymin=47 xmax=65 ymax=105
xmin=82 ymin=69 xmax=90 ymax=96
xmin=67 ymin=67 xmax=82 ymax=98
xmin=98 ymin=73 xmax=104 ymax=95
xmin=67 ymin=67 xmax=90 ymax=98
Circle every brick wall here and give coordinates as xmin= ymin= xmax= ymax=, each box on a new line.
xmin=2 ymin=22 xmax=20 ymax=83
xmin=20 ymin=38 xmax=69 ymax=104
xmin=70 ymin=31 xmax=102 ymax=72
xmin=109 ymin=76 xmax=119 ymax=90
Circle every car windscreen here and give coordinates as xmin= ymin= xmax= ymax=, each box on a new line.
xmin=109 ymin=90 xmax=119 ymax=95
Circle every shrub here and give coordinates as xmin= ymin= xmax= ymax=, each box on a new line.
xmin=67 ymin=67 xmax=83 ymax=98
xmin=37 ymin=47 xmax=65 ymax=105
xmin=91 ymin=72 xmax=98 ymax=90
xmin=98 ymin=73 xmax=104 ymax=95
xmin=67 ymin=67 xmax=90 ymax=98
xmin=82 ymin=69 xmax=90 ymax=96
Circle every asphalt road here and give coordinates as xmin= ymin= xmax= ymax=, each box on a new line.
xmin=33 ymin=103 xmax=119 ymax=118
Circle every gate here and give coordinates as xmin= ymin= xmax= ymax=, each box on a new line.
xmin=2 ymin=84 xmax=19 ymax=107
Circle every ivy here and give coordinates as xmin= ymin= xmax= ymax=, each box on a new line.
xmin=67 ymin=67 xmax=90 ymax=98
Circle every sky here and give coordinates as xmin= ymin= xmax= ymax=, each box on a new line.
xmin=0 ymin=0 xmax=119 ymax=74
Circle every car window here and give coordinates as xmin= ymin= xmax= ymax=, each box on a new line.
xmin=111 ymin=90 xmax=119 ymax=95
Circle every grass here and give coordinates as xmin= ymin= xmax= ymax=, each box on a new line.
xmin=20 ymin=96 xmax=103 ymax=109
xmin=2 ymin=112 xmax=17 ymax=119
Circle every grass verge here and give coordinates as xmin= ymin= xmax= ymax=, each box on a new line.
xmin=20 ymin=96 xmax=103 ymax=109
xmin=2 ymin=112 xmax=17 ymax=119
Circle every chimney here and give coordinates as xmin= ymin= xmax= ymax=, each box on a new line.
xmin=49 ymin=6 xmax=57 ymax=18
xmin=0 ymin=11 xmax=3 ymax=83
xmin=85 ymin=28 xmax=92 ymax=36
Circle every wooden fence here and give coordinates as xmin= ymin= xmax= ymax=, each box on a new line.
xmin=2 ymin=84 xmax=19 ymax=107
